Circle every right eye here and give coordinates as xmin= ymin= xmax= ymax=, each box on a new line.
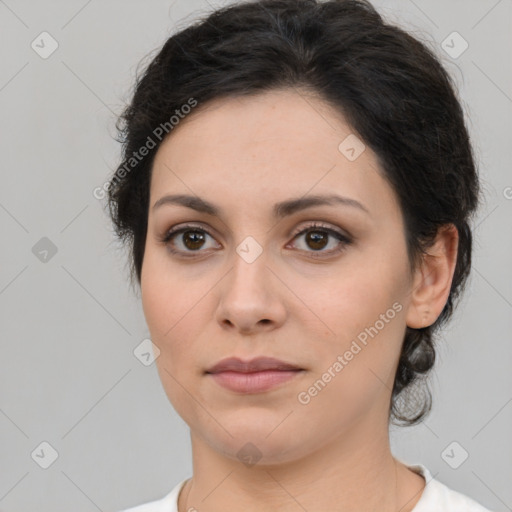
xmin=160 ymin=224 xmax=221 ymax=257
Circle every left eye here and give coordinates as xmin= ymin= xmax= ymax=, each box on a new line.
xmin=288 ymin=224 xmax=351 ymax=257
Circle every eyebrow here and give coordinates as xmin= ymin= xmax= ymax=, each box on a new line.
xmin=152 ymin=193 xmax=369 ymax=218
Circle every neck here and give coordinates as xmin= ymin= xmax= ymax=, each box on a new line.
xmin=178 ymin=413 xmax=424 ymax=512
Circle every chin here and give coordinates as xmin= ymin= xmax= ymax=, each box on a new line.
xmin=199 ymin=419 xmax=312 ymax=467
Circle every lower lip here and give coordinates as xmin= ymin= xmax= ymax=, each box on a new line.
xmin=207 ymin=370 xmax=303 ymax=393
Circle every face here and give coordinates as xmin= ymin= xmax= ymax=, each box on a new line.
xmin=141 ymin=89 xmax=416 ymax=465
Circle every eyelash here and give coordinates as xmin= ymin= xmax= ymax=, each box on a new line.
xmin=160 ymin=222 xmax=352 ymax=259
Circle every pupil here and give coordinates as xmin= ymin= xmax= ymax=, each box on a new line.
xmin=307 ymin=231 xmax=327 ymax=250
xmin=184 ymin=230 xmax=205 ymax=250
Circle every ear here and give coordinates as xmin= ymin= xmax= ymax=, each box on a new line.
xmin=405 ymin=224 xmax=459 ymax=329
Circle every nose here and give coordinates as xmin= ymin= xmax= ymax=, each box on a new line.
xmin=215 ymin=250 xmax=287 ymax=335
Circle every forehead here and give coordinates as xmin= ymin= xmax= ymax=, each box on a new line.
xmin=150 ymin=89 xmax=400 ymax=222
xmin=156 ymin=88 xmax=354 ymax=166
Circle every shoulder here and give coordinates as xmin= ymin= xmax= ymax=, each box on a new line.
xmin=403 ymin=461 xmax=495 ymax=512
xmin=417 ymin=477 xmax=494 ymax=511
xmin=117 ymin=479 xmax=188 ymax=512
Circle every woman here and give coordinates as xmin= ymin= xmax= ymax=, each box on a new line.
xmin=108 ymin=0 xmax=493 ymax=510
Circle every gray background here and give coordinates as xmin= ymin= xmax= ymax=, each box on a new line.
xmin=0 ymin=0 xmax=511 ymax=511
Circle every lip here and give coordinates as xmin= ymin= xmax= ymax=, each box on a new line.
xmin=205 ymin=357 xmax=304 ymax=394
xmin=206 ymin=356 xmax=302 ymax=374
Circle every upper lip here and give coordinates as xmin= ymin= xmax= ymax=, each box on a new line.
xmin=206 ymin=357 xmax=303 ymax=374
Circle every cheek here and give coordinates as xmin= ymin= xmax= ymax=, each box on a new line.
xmin=296 ymin=306 xmax=406 ymax=440
xmin=141 ymin=246 xmax=200 ymax=339
xmin=299 ymin=253 xmax=408 ymax=403
xmin=141 ymin=260 xmax=208 ymax=421
xmin=311 ymin=258 xmax=406 ymax=336
xmin=141 ymin=247 xmax=215 ymax=376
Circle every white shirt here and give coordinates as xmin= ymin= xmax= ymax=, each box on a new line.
xmin=119 ymin=462 xmax=494 ymax=511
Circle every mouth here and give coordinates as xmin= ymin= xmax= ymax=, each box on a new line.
xmin=205 ymin=356 xmax=305 ymax=394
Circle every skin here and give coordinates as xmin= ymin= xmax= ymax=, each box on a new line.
xmin=140 ymin=88 xmax=459 ymax=512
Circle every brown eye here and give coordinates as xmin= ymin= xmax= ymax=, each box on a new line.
xmin=181 ymin=230 xmax=207 ymax=250
xmin=304 ymin=230 xmax=329 ymax=251
xmin=161 ymin=224 xmax=220 ymax=257
xmin=289 ymin=223 xmax=352 ymax=258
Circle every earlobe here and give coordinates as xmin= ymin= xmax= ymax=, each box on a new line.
xmin=405 ymin=224 xmax=459 ymax=329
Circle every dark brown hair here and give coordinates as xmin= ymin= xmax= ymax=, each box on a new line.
xmin=106 ymin=0 xmax=480 ymax=426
